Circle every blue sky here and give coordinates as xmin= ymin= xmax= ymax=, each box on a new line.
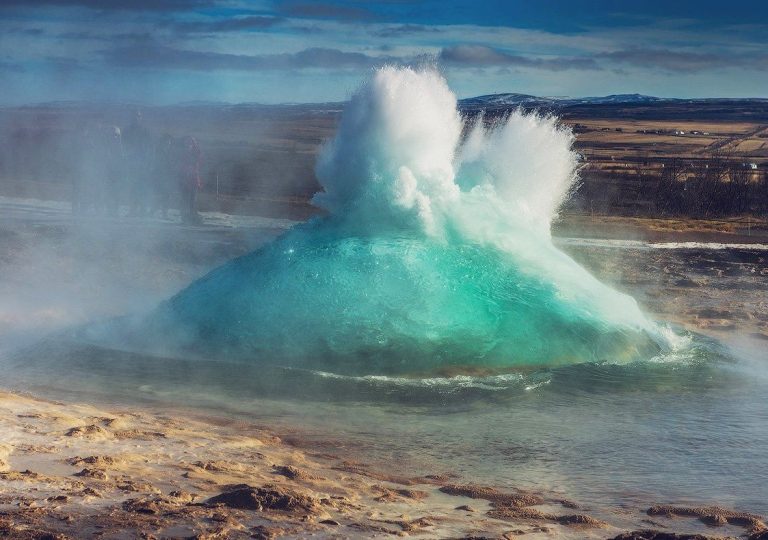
xmin=1 ymin=0 xmax=767 ymax=104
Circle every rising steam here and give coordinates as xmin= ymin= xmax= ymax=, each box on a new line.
xmin=91 ymin=66 xmax=668 ymax=375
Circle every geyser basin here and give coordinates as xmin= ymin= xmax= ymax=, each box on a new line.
xmin=122 ymin=67 xmax=668 ymax=375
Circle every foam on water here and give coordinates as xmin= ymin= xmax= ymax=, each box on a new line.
xmin=557 ymin=237 xmax=768 ymax=251
xmin=651 ymin=241 xmax=768 ymax=250
xmin=95 ymin=67 xmax=671 ymax=375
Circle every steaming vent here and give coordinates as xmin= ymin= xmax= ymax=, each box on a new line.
xmin=83 ymin=66 xmax=672 ymax=376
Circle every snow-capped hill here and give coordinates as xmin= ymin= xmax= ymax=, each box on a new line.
xmin=572 ymin=94 xmax=665 ymax=105
xmin=459 ymin=92 xmax=672 ymax=111
xmin=459 ymin=93 xmax=555 ymax=109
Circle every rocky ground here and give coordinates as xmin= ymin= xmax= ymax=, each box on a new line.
xmin=559 ymin=239 xmax=768 ymax=343
xmin=1 ymin=197 xmax=767 ymax=538
xmin=1 ymin=390 xmax=766 ymax=539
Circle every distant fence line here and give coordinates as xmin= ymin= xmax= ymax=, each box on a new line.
xmin=570 ymin=156 xmax=768 ymax=218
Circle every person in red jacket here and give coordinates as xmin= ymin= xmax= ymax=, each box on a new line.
xmin=178 ymin=135 xmax=202 ymax=224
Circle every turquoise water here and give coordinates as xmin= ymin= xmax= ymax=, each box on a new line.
xmin=84 ymin=67 xmax=666 ymax=374
xmin=5 ymin=332 xmax=767 ymax=516
xmin=3 ymin=67 xmax=766 ymax=518
xmin=123 ymin=219 xmax=661 ymax=375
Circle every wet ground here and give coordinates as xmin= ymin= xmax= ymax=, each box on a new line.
xmin=556 ymin=236 xmax=768 ymax=344
xmin=1 ymin=196 xmax=767 ymax=537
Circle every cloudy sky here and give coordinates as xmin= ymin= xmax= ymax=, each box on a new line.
xmin=1 ymin=0 xmax=767 ymax=104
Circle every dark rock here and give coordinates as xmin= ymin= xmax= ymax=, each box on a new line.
xmin=439 ymin=484 xmax=544 ymax=507
xmin=373 ymin=485 xmax=429 ymax=502
xmin=488 ymin=505 xmax=604 ymax=527
xmin=393 ymin=488 xmax=429 ymax=500
xmin=67 ymin=455 xmax=118 ymax=467
xmin=205 ymin=485 xmax=317 ymax=513
xmin=347 ymin=522 xmax=399 ymax=534
xmin=168 ymin=490 xmax=196 ymax=503
xmin=122 ymin=497 xmax=173 ymax=515
xmin=0 ymin=469 xmax=41 ymax=480
xmin=699 ymin=514 xmax=727 ymax=526
xmin=609 ymin=531 xmax=711 ymax=540
xmin=113 ymin=429 xmax=166 ymax=439
xmin=423 ymin=473 xmax=459 ymax=482
xmin=272 ymin=464 xmax=307 ymax=480
xmin=73 ymin=468 xmax=107 ymax=480
xmin=647 ymin=505 xmax=766 ymax=530
xmin=250 ymin=525 xmax=283 ymax=539
xmin=0 ymin=521 xmax=70 ymax=540
xmin=556 ymin=514 xmax=606 ymax=526
xmin=64 ymin=425 xmax=107 ymax=437
xmin=396 ymin=517 xmax=435 ymax=532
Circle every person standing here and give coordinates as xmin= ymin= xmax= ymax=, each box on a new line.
xmin=72 ymin=123 xmax=97 ymax=214
xmin=122 ymin=110 xmax=153 ymax=216
xmin=178 ymin=135 xmax=202 ymax=224
xmin=100 ymin=125 xmax=124 ymax=215
xmin=151 ymin=134 xmax=175 ymax=219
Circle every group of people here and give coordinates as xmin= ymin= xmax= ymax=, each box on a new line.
xmin=72 ymin=111 xmax=203 ymax=224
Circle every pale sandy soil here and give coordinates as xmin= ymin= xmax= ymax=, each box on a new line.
xmin=1 ymin=390 xmax=766 ymax=540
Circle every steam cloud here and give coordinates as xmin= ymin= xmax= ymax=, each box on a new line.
xmin=85 ymin=66 xmax=673 ymax=375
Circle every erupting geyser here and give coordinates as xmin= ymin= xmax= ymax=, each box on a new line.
xmin=134 ymin=67 xmax=667 ymax=375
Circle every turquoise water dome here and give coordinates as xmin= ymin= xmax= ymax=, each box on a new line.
xmin=144 ymin=67 xmax=666 ymax=375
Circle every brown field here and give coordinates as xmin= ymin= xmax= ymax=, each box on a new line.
xmin=0 ymin=100 xmax=766 ymax=219
xmin=570 ymin=118 xmax=767 ymax=162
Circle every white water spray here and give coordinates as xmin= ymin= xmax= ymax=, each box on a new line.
xmin=106 ymin=67 xmax=669 ymax=375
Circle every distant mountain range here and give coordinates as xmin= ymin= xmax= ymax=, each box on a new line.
xmin=459 ymin=92 xmax=665 ymax=108
xmin=7 ymin=93 xmax=768 ymax=122
xmin=458 ymin=93 xmax=768 ymax=111
xmin=10 ymin=93 xmax=768 ymax=112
